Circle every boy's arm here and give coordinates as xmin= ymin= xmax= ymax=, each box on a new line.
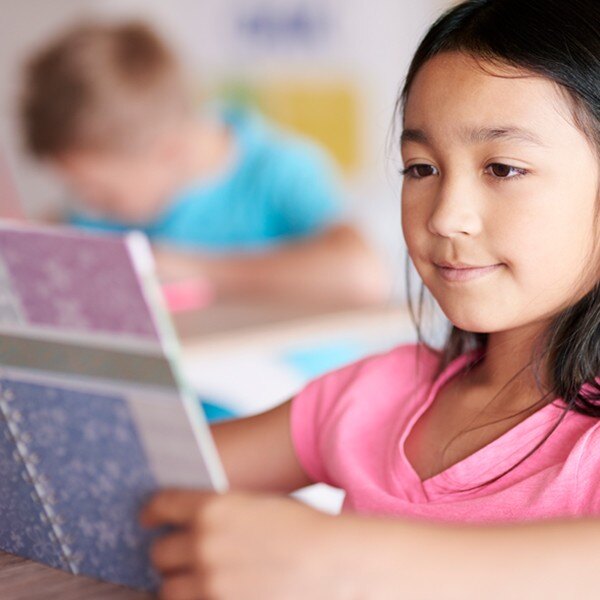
xmin=154 ymin=223 xmax=390 ymax=308
xmin=210 ymin=399 xmax=314 ymax=493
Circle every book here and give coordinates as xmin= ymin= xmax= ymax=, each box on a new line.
xmin=0 ymin=221 xmax=227 ymax=590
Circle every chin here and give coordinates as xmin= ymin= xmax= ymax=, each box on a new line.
xmin=448 ymin=321 xmax=491 ymax=334
xmin=438 ymin=305 xmax=501 ymax=334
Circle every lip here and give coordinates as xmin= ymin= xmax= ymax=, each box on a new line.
xmin=434 ymin=262 xmax=503 ymax=282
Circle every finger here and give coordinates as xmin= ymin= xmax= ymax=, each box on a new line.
xmin=159 ymin=573 xmax=205 ymax=600
xmin=141 ymin=489 xmax=214 ymax=528
xmin=151 ymin=530 xmax=197 ymax=574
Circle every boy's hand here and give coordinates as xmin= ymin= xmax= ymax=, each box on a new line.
xmin=153 ymin=247 xmax=215 ymax=310
xmin=153 ymin=247 xmax=208 ymax=284
xmin=141 ymin=490 xmax=352 ymax=600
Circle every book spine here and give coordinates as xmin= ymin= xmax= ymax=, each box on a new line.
xmin=0 ymin=382 xmax=80 ymax=574
xmin=125 ymin=231 xmax=229 ymax=493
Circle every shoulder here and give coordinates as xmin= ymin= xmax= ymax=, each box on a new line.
xmin=565 ymin=414 xmax=600 ymax=513
xmin=342 ymin=342 xmax=440 ymax=378
xmin=227 ymin=107 xmax=335 ymax=177
xmin=266 ymin=135 xmax=335 ymax=183
xmin=576 ymin=417 xmax=600 ymax=468
xmin=289 ymin=343 xmax=441 ymax=484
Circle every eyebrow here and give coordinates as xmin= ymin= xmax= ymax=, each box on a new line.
xmin=400 ymin=126 xmax=546 ymax=147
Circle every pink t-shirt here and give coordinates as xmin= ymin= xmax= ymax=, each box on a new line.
xmin=290 ymin=344 xmax=600 ymax=523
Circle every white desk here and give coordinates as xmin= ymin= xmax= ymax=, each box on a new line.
xmin=178 ymin=302 xmax=415 ymax=415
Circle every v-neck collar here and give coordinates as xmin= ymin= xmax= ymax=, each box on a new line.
xmin=398 ymin=348 xmax=564 ymax=497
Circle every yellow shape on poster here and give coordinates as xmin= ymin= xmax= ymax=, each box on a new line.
xmin=215 ymin=80 xmax=361 ymax=173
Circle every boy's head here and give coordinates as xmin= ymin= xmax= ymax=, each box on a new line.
xmin=21 ymin=21 xmax=192 ymax=223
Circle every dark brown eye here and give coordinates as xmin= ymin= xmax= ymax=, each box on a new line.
xmin=415 ymin=164 xmax=436 ymax=177
xmin=403 ymin=164 xmax=438 ymax=179
xmin=487 ymin=163 xmax=526 ymax=179
xmin=491 ymin=163 xmax=511 ymax=177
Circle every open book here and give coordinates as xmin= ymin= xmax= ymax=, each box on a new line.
xmin=0 ymin=221 xmax=227 ymax=590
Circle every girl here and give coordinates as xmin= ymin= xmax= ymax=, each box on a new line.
xmin=142 ymin=0 xmax=600 ymax=598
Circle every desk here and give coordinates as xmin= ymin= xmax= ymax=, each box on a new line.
xmin=173 ymin=298 xmax=341 ymax=339
xmin=0 ymin=551 xmax=150 ymax=599
xmin=178 ymin=301 xmax=414 ymax=415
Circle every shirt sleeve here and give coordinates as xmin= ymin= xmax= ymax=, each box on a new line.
xmin=574 ymin=421 xmax=600 ymax=514
xmin=289 ymin=344 xmax=434 ymax=489
xmin=289 ymin=355 xmax=374 ymax=487
xmin=266 ymin=138 xmax=345 ymax=238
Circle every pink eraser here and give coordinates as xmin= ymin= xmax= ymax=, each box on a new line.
xmin=161 ymin=278 xmax=215 ymax=313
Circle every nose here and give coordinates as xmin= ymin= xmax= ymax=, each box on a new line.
xmin=427 ymin=174 xmax=483 ymax=238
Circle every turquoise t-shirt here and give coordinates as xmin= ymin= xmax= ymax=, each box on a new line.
xmin=69 ymin=109 xmax=344 ymax=251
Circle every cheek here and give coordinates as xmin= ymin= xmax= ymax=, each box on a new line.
xmin=138 ymin=165 xmax=173 ymax=198
xmin=401 ymin=192 xmax=429 ymax=256
xmin=115 ymin=168 xmax=160 ymax=207
xmin=495 ymin=189 xmax=596 ymax=283
xmin=517 ymin=227 xmax=594 ymax=300
xmin=400 ymin=206 xmax=414 ymax=251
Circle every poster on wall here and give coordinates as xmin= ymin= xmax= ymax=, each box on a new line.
xmin=217 ymin=1 xmax=360 ymax=173
xmin=230 ymin=1 xmax=334 ymax=55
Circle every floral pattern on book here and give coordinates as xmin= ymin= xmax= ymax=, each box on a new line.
xmin=0 ymin=230 xmax=159 ymax=340
xmin=0 ymin=376 xmax=160 ymax=590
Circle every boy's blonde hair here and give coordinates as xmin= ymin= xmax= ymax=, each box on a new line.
xmin=21 ymin=21 xmax=191 ymax=158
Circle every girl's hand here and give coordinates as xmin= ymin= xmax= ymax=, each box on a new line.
xmin=141 ymin=490 xmax=354 ymax=600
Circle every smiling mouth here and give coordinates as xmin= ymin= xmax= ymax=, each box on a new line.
xmin=434 ymin=263 xmax=504 ymax=282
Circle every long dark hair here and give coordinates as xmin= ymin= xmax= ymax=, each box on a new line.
xmin=398 ymin=0 xmax=600 ymax=481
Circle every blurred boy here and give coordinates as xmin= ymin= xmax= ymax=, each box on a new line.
xmin=20 ymin=21 xmax=388 ymax=306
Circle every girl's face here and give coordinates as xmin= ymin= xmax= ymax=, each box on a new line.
xmin=401 ymin=52 xmax=600 ymax=334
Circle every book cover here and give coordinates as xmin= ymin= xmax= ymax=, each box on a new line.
xmin=0 ymin=222 xmax=227 ymax=590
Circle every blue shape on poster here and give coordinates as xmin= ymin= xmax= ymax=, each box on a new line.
xmin=282 ymin=341 xmax=366 ymax=379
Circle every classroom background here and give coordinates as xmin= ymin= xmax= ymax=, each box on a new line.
xmin=0 ymin=0 xmax=450 ymax=297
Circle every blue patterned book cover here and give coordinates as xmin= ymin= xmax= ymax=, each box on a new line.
xmin=0 ymin=223 xmax=228 ymax=590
